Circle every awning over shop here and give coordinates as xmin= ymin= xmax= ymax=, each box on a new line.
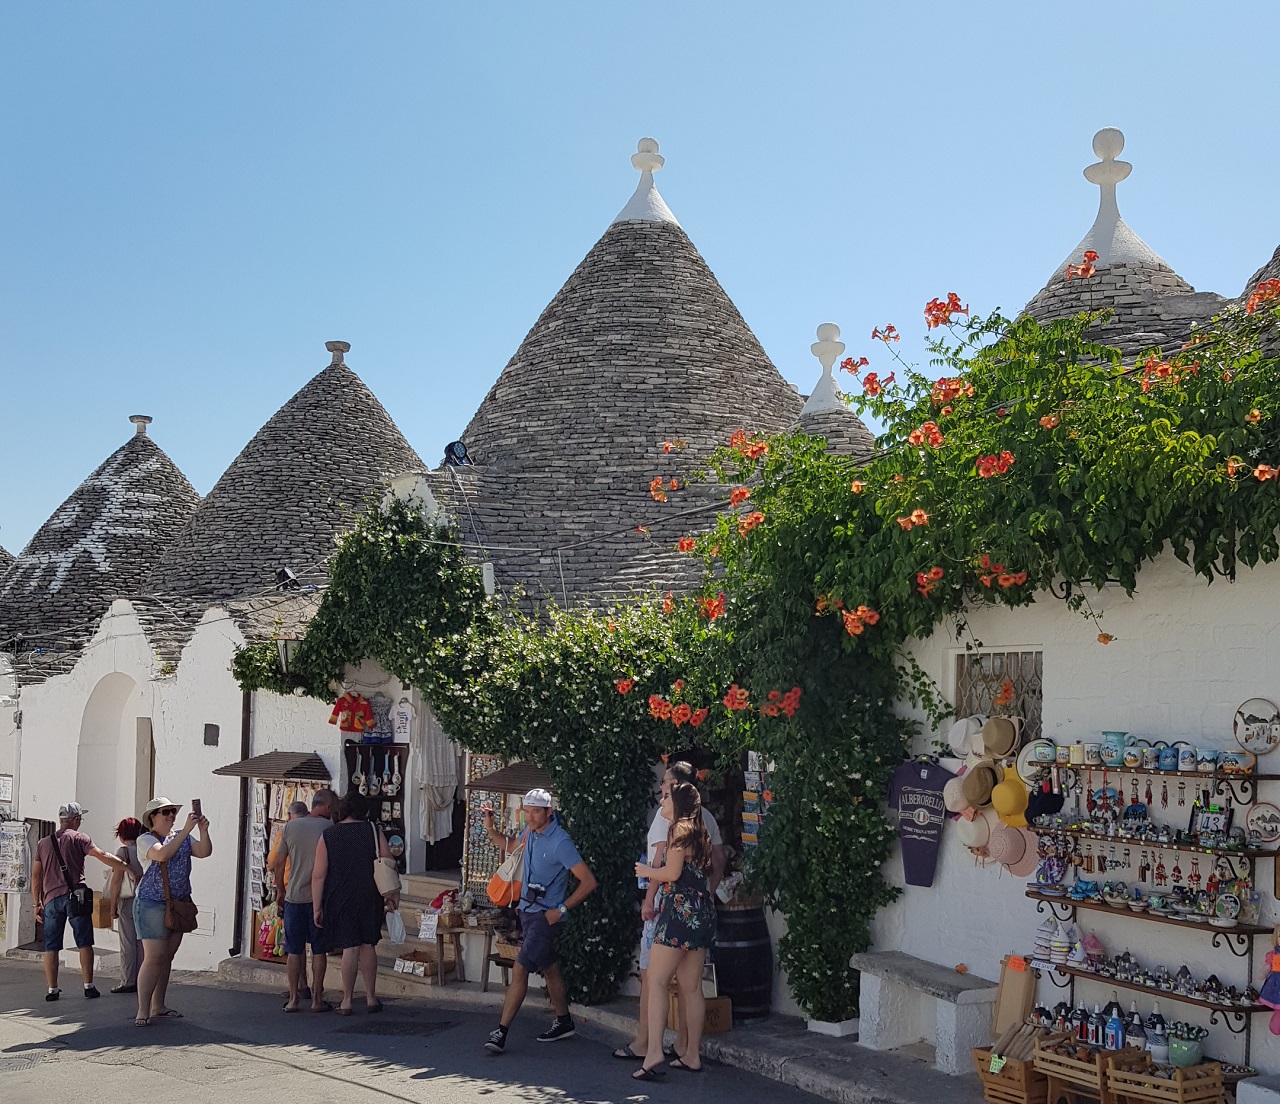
xmin=213 ymin=751 xmax=331 ymax=782
xmin=465 ymin=760 xmax=554 ymax=796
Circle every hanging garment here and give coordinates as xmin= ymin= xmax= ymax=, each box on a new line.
xmin=414 ymin=705 xmax=460 ymax=843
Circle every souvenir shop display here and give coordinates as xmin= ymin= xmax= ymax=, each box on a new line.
xmin=342 ymin=740 xmax=409 ymax=873
xmin=0 ymin=821 xmax=29 ymax=893
xmin=1012 ymin=726 xmax=1279 ymax=1069
xmin=742 ymin=751 xmax=776 ymax=854
xmin=248 ymin=777 xmax=329 ymax=963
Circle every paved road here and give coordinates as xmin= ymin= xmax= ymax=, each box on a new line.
xmin=0 ymin=959 xmax=821 ymax=1103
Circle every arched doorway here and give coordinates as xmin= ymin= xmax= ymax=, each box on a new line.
xmin=76 ymin=673 xmax=150 ymax=851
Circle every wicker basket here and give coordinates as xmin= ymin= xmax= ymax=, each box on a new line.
xmin=1033 ymin=1035 xmax=1149 ymax=1104
xmin=973 ymin=1048 xmax=1049 ymax=1104
xmin=494 ymin=936 xmax=521 ymax=962
xmin=1106 ymin=1058 xmax=1226 ymax=1104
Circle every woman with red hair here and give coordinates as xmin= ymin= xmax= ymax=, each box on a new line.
xmin=107 ymin=818 xmax=145 ymax=993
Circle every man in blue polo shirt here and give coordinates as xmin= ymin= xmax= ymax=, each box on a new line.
xmin=480 ymin=788 xmax=597 ymax=1053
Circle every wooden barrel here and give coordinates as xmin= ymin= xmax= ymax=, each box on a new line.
xmin=713 ymin=901 xmax=773 ymax=1020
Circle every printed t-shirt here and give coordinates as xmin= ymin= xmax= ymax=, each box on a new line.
xmin=888 ymin=759 xmax=955 ymax=888
xmin=281 ymin=815 xmax=329 ymax=904
xmin=392 ymin=701 xmax=416 ymax=740
xmin=519 ymin=816 xmax=583 ymax=913
xmin=646 ymin=807 xmax=723 ymax=864
xmin=37 ymin=829 xmax=94 ymax=900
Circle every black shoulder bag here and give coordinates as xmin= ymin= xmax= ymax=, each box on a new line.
xmin=51 ymin=832 xmax=94 ymax=918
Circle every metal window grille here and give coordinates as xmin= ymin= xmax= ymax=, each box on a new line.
xmin=954 ymin=649 xmax=1043 ymax=742
xmin=462 ymin=753 xmax=507 ymax=894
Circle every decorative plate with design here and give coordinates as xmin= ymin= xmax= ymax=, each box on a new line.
xmin=1244 ymin=802 xmax=1280 ymax=844
xmin=1232 ymin=698 xmax=1280 ymax=755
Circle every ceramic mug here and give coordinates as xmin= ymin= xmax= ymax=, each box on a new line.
xmin=1069 ymin=744 xmax=1086 ymax=765
xmin=1035 ymin=742 xmax=1057 ymax=763
xmin=1158 ymin=746 xmax=1179 ymax=770
xmin=1056 ymin=745 xmax=1072 ymax=765
xmin=1100 ymin=731 xmax=1129 ymax=766
xmin=1084 ymin=743 xmax=1102 ymax=765
xmin=1170 ymin=1039 xmax=1202 ymax=1068
xmin=1142 ymin=746 xmax=1160 ymax=770
xmin=1220 ymin=750 xmax=1256 ymax=774
xmin=1196 ymin=748 xmax=1219 ymax=773
xmin=1178 ymin=745 xmax=1198 ymax=771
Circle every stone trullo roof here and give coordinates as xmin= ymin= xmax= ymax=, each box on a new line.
xmin=0 ymin=547 xmax=13 ymax=574
xmin=1022 ymin=128 xmax=1225 ymax=356
xmin=429 ymin=139 xmax=812 ymax=605
xmin=797 ymin=323 xmax=876 ymax=459
xmin=152 ymin=342 xmax=423 ymax=602
xmin=0 ymin=416 xmax=200 ymax=653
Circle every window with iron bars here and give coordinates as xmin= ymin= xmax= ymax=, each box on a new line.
xmin=953 ymin=649 xmax=1043 ymax=742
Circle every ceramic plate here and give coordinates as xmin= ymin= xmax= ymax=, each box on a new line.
xmin=1244 ymin=802 xmax=1280 ymax=844
xmin=1232 ymin=698 xmax=1280 ymax=755
xmin=1016 ymin=741 xmax=1054 ymax=784
xmin=1215 ymin=893 xmax=1240 ymax=920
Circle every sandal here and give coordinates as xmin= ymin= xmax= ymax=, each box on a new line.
xmin=311 ymin=1000 xmax=333 ymax=1013
xmin=366 ymin=1001 xmax=384 ymax=1014
xmin=282 ymin=1002 xmax=301 ymax=1013
xmin=612 ymin=1045 xmax=641 ymax=1060
xmin=663 ymin=1044 xmax=680 ymax=1060
xmin=670 ymin=1057 xmax=704 ymax=1073
xmin=134 ymin=1016 xmax=151 ymax=1027
xmin=151 ymin=1009 xmax=184 ymax=1019
xmin=336 ymin=1005 xmax=353 ymax=1017
xmin=632 ymin=1065 xmax=666 ymax=1081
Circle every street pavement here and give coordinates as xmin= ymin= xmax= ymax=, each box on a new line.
xmin=0 ymin=958 xmax=825 ymax=1103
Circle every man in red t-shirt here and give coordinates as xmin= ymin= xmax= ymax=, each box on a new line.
xmin=31 ymin=802 xmax=128 ymax=1001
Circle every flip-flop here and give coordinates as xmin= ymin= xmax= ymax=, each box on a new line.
xmin=152 ymin=1009 xmax=184 ymax=1019
xmin=612 ymin=1045 xmax=641 ymax=1060
xmin=365 ymin=1001 xmax=384 ymax=1014
xmin=311 ymin=1001 xmax=333 ymax=1013
xmin=282 ymin=1003 xmax=301 ymax=1013
xmin=663 ymin=1045 xmax=679 ymax=1060
xmin=134 ymin=1016 xmax=151 ymax=1027
xmin=670 ymin=1057 xmax=704 ymax=1073
xmin=336 ymin=1006 xmax=353 ymax=1017
xmin=632 ymin=1065 xmax=666 ymax=1081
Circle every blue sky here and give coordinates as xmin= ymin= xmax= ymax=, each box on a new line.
xmin=3 ymin=2 xmax=1278 ymax=550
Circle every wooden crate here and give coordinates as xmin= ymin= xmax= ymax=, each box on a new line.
xmin=972 ymin=1047 xmax=1049 ymax=1104
xmin=1033 ymin=1035 xmax=1149 ymax=1104
xmin=1106 ymin=1059 xmax=1226 ymax=1104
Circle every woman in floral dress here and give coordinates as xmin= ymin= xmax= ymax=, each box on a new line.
xmin=632 ymin=781 xmax=716 ymax=1078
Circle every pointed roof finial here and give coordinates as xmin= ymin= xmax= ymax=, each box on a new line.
xmin=130 ymin=414 xmax=153 ymax=436
xmin=325 ymin=340 xmax=350 ymax=366
xmin=1051 ymin=127 xmax=1168 ymax=275
xmin=801 ymin=323 xmax=847 ymax=415
xmin=613 ymin=138 xmax=681 ymax=227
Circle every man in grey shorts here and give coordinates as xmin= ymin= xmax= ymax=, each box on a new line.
xmin=479 ymin=788 xmax=597 ymax=1053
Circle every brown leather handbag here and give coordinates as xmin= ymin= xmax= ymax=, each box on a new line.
xmin=161 ymin=859 xmax=198 ymax=934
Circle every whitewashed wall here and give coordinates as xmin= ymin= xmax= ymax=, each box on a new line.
xmin=874 ymin=553 xmax=1280 ymax=1071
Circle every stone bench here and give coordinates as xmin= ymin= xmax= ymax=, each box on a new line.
xmin=851 ymin=951 xmax=998 ymax=1076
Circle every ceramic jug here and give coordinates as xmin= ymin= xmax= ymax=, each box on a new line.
xmin=1100 ymin=731 xmax=1130 ymax=767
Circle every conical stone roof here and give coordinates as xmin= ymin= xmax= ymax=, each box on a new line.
xmin=431 ymin=139 xmax=804 ymax=605
xmin=0 ymin=547 xmax=12 ymax=574
xmin=153 ymin=342 xmax=422 ymax=601
xmin=1023 ymin=128 xmax=1224 ymax=356
xmin=0 ymin=416 xmax=199 ymax=650
xmin=797 ymin=324 xmax=875 ymax=460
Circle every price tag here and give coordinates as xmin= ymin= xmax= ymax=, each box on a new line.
xmin=1007 ymin=955 xmax=1027 ymax=972
xmin=989 ymin=1055 xmax=1007 ymax=1074
xmin=419 ymin=913 xmax=438 ymax=941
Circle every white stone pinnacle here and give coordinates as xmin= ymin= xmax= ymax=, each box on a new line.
xmin=612 ymin=137 xmax=681 ymax=227
xmin=1051 ymin=127 xmax=1169 ymax=276
xmin=129 ymin=415 xmax=153 ymax=436
xmin=801 ymin=323 xmax=848 ymax=416
xmin=326 ymin=340 xmax=350 ymax=366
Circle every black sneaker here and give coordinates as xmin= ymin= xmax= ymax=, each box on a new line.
xmin=484 ymin=1027 xmax=507 ymax=1053
xmin=45 ymin=990 xmax=60 ymax=1003
xmin=536 ymin=1016 xmax=575 ymax=1042
xmin=84 ymin=986 xmax=100 ymax=999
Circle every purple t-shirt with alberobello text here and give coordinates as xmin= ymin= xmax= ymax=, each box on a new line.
xmin=888 ymin=760 xmax=955 ymax=889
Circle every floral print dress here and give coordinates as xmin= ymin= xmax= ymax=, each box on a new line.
xmin=652 ymin=859 xmax=717 ymax=951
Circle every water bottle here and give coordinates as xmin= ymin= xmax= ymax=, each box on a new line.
xmin=637 ymin=850 xmax=649 ymax=890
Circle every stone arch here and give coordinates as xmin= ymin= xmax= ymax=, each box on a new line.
xmin=76 ymin=672 xmax=148 ymax=850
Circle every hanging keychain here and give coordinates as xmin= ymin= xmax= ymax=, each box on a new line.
xmin=1122 ymin=846 xmax=1131 ymax=870
xmin=1131 ymin=778 xmax=1140 ymax=805
xmin=1083 ymin=840 xmax=1095 ymax=874
xmin=1161 ymin=780 xmax=1169 ymax=809
xmin=1138 ymin=849 xmax=1151 ymax=882
xmin=1144 ymin=778 xmax=1153 ymax=807
xmin=1171 ymin=855 xmax=1182 ymax=885
xmin=1086 ymin=769 xmax=1096 ymax=817
xmin=1154 ymin=852 xmax=1167 ymax=886
xmin=1178 ymin=780 xmax=1186 ymax=806
xmin=1188 ymin=858 xmax=1201 ymax=891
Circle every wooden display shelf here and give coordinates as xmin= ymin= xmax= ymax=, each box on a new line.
xmin=1039 ymin=962 xmax=1268 ymax=1017
xmin=1025 ymin=891 xmax=1271 ymax=938
xmin=1027 ymin=826 xmax=1277 ymax=862
xmin=1050 ymin=766 xmax=1280 ymax=781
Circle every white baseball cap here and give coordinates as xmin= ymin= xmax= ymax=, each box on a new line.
xmin=522 ymin=788 xmax=553 ymax=808
xmin=58 ymin=801 xmax=88 ymax=819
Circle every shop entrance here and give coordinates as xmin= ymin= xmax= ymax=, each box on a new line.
xmin=76 ymin=673 xmax=152 ymax=849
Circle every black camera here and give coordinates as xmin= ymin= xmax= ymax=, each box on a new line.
xmin=524 ymin=882 xmax=547 ymax=905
